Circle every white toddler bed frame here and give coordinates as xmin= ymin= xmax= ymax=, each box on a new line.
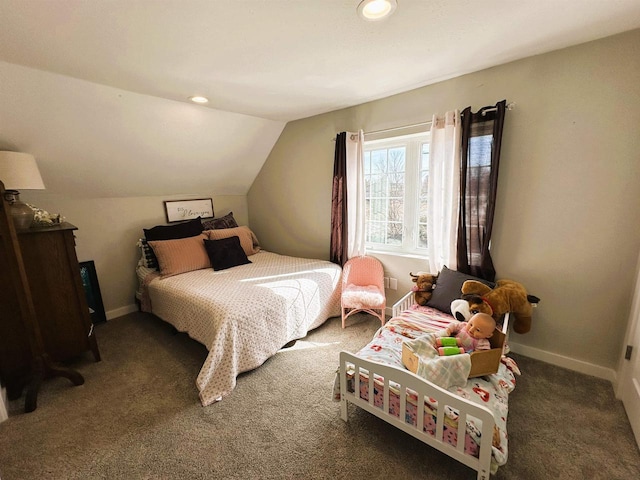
xmin=339 ymin=291 xmax=511 ymax=480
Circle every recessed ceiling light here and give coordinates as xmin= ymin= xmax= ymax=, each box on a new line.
xmin=189 ymin=96 xmax=209 ymax=104
xmin=357 ymin=0 xmax=397 ymax=21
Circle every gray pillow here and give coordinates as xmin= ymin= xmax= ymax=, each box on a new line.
xmin=426 ymin=266 xmax=495 ymax=315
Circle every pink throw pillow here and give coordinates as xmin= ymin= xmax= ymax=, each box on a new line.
xmin=148 ymin=233 xmax=210 ymax=277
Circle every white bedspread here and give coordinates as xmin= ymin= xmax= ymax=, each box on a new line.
xmin=143 ymin=251 xmax=341 ymax=406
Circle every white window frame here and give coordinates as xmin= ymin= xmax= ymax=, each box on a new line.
xmin=364 ymin=131 xmax=430 ymax=257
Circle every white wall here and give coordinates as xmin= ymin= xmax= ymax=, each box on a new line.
xmin=249 ymin=29 xmax=640 ymax=379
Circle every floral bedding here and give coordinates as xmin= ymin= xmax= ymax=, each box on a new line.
xmin=138 ymin=251 xmax=341 ymax=406
xmin=334 ymin=305 xmax=520 ymax=470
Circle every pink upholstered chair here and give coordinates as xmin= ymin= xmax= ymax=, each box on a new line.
xmin=341 ymin=255 xmax=386 ymax=328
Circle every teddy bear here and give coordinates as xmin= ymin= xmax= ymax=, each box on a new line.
xmin=461 ymin=279 xmax=540 ymax=334
xmin=409 ymin=271 xmax=437 ymax=306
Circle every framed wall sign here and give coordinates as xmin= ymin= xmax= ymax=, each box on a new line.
xmin=164 ymin=198 xmax=214 ymax=223
xmin=79 ymin=260 xmax=107 ymax=324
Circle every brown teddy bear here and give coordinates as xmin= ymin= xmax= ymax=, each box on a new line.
xmin=409 ymin=272 xmax=437 ymax=306
xmin=461 ymin=279 xmax=540 ymax=334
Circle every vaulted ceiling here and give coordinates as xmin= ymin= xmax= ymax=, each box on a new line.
xmin=1 ymin=0 xmax=639 ymax=197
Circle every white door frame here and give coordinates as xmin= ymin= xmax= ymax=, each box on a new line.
xmin=616 ymin=249 xmax=640 ymax=447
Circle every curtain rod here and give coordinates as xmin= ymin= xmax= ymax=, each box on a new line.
xmin=363 ymin=120 xmax=432 ymax=137
xmin=334 ymin=102 xmax=516 ymax=141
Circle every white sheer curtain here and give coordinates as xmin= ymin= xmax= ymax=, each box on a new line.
xmin=346 ymin=130 xmax=366 ymax=258
xmin=427 ymin=110 xmax=461 ymax=273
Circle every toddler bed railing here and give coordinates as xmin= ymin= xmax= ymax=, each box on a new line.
xmin=339 ymin=351 xmax=495 ymax=480
xmin=339 ymin=291 xmax=513 ymax=480
xmin=392 ymin=290 xmax=415 ymax=317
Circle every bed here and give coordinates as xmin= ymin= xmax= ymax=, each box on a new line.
xmin=335 ymin=291 xmax=519 ymax=480
xmin=136 ymin=222 xmax=341 ymax=406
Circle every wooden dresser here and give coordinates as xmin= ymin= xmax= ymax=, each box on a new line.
xmin=0 ymin=222 xmax=100 ymax=396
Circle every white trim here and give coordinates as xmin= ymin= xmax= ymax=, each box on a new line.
xmin=509 ymin=341 xmax=617 ymax=384
xmin=106 ymin=304 xmax=138 ymax=321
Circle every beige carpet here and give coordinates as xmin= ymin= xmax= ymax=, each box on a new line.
xmin=0 ymin=311 xmax=638 ymax=479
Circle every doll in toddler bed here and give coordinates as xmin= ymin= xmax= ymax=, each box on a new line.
xmin=439 ymin=313 xmax=496 ymax=354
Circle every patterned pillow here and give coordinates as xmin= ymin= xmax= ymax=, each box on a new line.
xmin=201 ymin=212 xmax=239 ymax=230
xmin=137 ymin=238 xmax=159 ymax=269
xmin=147 ymin=234 xmax=210 ymax=277
xmin=206 ymin=226 xmax=260 ymax=257
xmin=204 ymin=236 xmax=252 ymax=271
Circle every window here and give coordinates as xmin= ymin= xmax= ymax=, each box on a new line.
xmin=364 ymin=132 xmax=429 ymax=256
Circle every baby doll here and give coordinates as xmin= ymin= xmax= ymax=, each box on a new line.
xmin=443 ymin=312 xmax=496 ymax=353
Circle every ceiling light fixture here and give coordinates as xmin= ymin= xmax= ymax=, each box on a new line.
xmin=189 ymin=96 xmax=209 ymax=104
xmin=357 ymin=0 xmax=397 ymax=21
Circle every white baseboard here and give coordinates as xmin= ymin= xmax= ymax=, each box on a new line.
xmin=509 ymin=341 xmax=617 ymax=384
xmin=106 ymin=304 xmax=139 ymax=321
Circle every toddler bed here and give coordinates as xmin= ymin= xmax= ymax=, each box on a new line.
xmin=335 ymin=292 xmax=519 ymax=479
xmin=136 ymin=219 xmax=342 ymax=406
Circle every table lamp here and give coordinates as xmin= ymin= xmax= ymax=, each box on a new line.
xmin=0 ymin=151 xmax=45 ymax=230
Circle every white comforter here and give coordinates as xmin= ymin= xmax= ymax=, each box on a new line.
xmin=141 ymin=251 xmax=342 ymax=406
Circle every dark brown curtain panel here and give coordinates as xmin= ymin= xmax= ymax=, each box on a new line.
xmin=456 ymin=100 xmax=506 ymax=282
xmin=330 ymin=132 xmax=348 ymax=266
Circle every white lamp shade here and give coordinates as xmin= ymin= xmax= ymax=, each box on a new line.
xmin=0 ymin=151 xmax=45 ymax=190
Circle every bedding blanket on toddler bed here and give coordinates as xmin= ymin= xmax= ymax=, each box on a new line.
xmin=403 ymin=333 xmax=472 ymax=388
xmin=333 ymin=305 xmax=520 ymax=471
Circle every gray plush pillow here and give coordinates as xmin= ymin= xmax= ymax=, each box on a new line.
xmin=426 ymin=266 xmax=495 ymax=315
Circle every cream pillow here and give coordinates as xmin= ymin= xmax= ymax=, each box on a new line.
xmin=148 ymin=233 xmax=210 ymax=277
xmin=205 ymin=226 xmax=260 ymax=256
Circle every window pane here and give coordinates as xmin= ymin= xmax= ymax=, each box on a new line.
xmin=418 ymin=223 xmax=428 ymax=249
xmin=388 ymin=147 xmax=405 ymax=173
xmin=370 ymin=174 xmax=385 ymax=197
xmin=388 ymin=198 xmax=403 ymax=223
xmin=371 ymin=198 xmax=386 ymax=221
xmin=387 ymin=222 xmax=403 ymax=245
xmin=419 ymin=196 xmax=427 ymax=223
xmin=390 ymin=178 xmax=404 ymax=197
xmin=469 ymin=135 xmax=492 ymax=167
xmin=368 ymin=221 xmax=385 ymax=244
xmin=421 ymin=143 xmax=429 ymax=169
xmin=417 ymin=141 xmax=429 ymax=249
xmin=370 ymin=149 xmax=387 ymax=174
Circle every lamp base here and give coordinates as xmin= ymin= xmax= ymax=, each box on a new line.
xmin=3 ymin=190 xmax=34 ymax=230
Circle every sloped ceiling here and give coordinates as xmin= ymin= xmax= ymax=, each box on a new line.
xmin=0 ymin=0 xmax=639 ymax=198
xmin=0 ymin=61 xmax=285 ymax=197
